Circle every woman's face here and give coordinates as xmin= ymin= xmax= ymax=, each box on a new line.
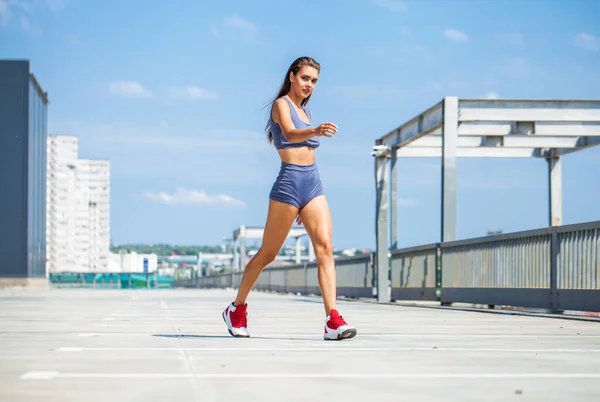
xmin=290 ymin=66 xmax=319 ymax=99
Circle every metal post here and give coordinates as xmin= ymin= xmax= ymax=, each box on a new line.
xmin=435 ymin=243 xmax=442 ymax=301
xmin=374 ymin=146 xmax=391 ymax=302
xmin=240 ymin=236 xmax=246 ymax=271
xmin=303 ymin=262 xmax=308 ymax=296
xmin=268 ymin=268 xmax=272 ymax=292
xmin=284 ymin=264 xmax=288 ymax=294
xmin=232 ymin=237 xmax=239 ymax=271
xmin=308 ymin=241 xmax=315 ymax=262
xmin=390 ymin=149 xmax=398 ymax=250
xmin=295 ymin=237 xmax=302 ymax=264
xmin=550 ymin=228 xmax=559 ymax=313
xmin=441 ymin=96 xmax=458 ymax=242
xmin=547 ymin=156 xmax=563 ymax=227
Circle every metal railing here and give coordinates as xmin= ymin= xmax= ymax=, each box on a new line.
xmin=440 ymin=228 xmax=554 ymax=309
xmin=189 ymin=254 xmax=374 ymax=299
xmin=390 ymin=243 xmax=439 ymax=301
xmin=556 ymin=222 xmax=600 ymax=311
xmin=437 ymin=221 xmax=600 ymax=312
xmin=178 ymin=221 xmax=600 ymax=313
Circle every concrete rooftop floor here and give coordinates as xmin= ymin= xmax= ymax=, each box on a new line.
xmin=0 ymin=288 xmax=599 ymax=402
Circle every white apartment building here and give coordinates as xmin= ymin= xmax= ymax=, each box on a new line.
xmin=46 ymin=136 xmax=78 ymax=272
xmin=46 ymin=136 xmax=110 ymax=273
xmin=107 ymin=252 xmax=158 ymax=273
xmin=75 ymin=159 xmax=110 ymax=271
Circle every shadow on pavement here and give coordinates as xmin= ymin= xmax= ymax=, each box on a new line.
xmin=152 ymin=333 xmax=319 ymax=342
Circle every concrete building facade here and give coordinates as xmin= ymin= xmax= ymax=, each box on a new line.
xmin=0 ymin=60 xmax=49 ymax=286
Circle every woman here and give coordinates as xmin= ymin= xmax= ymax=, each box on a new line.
xmin=222 ymin=56 xmax=357 ymax=341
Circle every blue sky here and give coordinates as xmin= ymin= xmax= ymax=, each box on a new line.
xmin=1 ymin=0 xmax=599 ymax=251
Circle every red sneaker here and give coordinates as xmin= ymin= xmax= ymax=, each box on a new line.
xmin=222 ymin=302 xmax=250 ymax=338
xmin=324 ymin=309 xmax=357 ymax=340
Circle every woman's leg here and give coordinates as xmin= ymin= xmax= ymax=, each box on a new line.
xmin=299 ymin=194 xmax=356 ymax=340
xmin=233 ymin=199 xmax=299 ymax=306
xmin=297 ymin=195 xmax=336 ymax=315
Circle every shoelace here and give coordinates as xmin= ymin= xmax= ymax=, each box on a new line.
xmin=330 ymin=314 xmax=347 ymax=328
xmin=231 ymin=308 xmax=247 ymax=328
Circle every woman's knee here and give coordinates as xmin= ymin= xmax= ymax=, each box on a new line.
xmin=313 ymin=237 xmax=333 ymax=259
xmin=257 ymin=248 xmax=278 ymax=265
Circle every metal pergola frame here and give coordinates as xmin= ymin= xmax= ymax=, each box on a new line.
xmin=231 ymin=225 xmax=314 ymax=271
xmin=372 ymin=96 xmax=600 ymax=302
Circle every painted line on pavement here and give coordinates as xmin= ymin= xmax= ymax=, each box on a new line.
xmin=20 ymin=371 xmax=600 ymax=380
xmin=56 ymin=346 xmax=600 ymax=353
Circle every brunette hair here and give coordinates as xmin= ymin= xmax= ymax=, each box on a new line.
xmin=264 ymin=56 xmax=321 ymax=143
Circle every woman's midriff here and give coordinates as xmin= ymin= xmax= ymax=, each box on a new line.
xmin=277 ymin=146 xmax=316 ymax=165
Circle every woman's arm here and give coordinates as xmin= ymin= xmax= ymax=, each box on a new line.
xmin=272 ymin=98 xmax=337 ymax=142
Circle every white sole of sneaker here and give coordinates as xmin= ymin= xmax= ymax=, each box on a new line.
xmin=324 ymin=328 xmax=357 ymax=341
xmin=222 ymin=310 xmax=250 ymax=338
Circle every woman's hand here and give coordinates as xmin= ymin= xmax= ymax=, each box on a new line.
xmin=295 ymin=215 xmax=303 ymax=226
xmin=315 ymin=122 xmax=338 ymax=138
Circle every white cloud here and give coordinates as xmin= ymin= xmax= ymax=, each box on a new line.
xmin=373 ymin=0 xmax=407 ymax=12
xmin=43 ymin=0 xmax=65 ymax=12
xmin=0 ymin=0 xmax=64 ymax=29
xmin=20 ymin=14 xmax=40 ymax=35
xmin=11 ymin=0 xmax=65 ymax=12
xmin=107 ymin=82 xmax=218 ymax=101
xmin=574 ymin=32 xmax=599 ymax=51
xmin=213 ymin=15 xmax=258 ymax=41
xmin=224 ymin=15 xmax=257 ymax=33
xmin=485 ymin=91 xmax=499 ymax=99
xmin=0 ymin=1 xmax=10 ymax=26
xmin=170 ymin=85 xmax=217 ymax=101
xmin=7 ymin=0 xmax=32 ymax=13
xmin=145 ymin=187 xmax=246 ymax=208
xmin=443 ymin=28 xmax=469 ymax=42
xmin=108 ymin=81 xmax=152 ymax=98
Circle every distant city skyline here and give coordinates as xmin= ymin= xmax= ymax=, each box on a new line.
xmin=1 ymin=0 xmax=599 ymax=250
